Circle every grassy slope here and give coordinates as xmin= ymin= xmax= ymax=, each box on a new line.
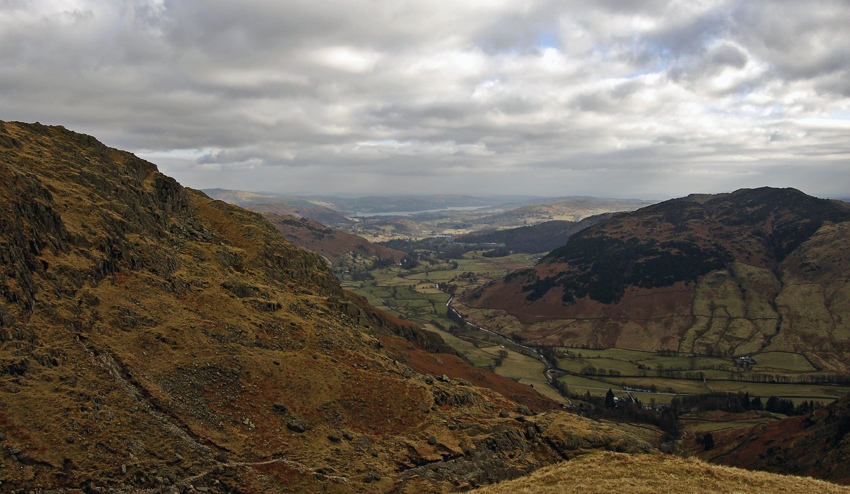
xmin=471 ymin=452 xmax=850 ymax=494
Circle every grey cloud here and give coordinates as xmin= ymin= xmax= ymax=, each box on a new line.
xmin=730 ymin=0 xmax=850 ymax=81
xmin=571 ymin=79 xmax=652 ymax=114
xmin=472 ymin=1 xmax=565 ymax=54
xmin=1 ymin=0 xmax=849 ymax=199
xmin=708 ymin=43 xmax=748 ymax=69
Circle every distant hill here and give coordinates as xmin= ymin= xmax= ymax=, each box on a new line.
xmin=203 ymin=189 xmax=355 ymax=227
xmin=470 ymin=198 xmax=651 ymax=228
xmin=462 ymin=188 xmax=850 ymax=372
xmin=261 ymin=213 xmax=405 ymax=265
xmin=203 ymin=191 xmax=654 ymax=245
xmin=203 ymin=190 xmax=543 ymax=216
xmin=248 ymin=202 xmax=355 ymax=228
xmin=201 ymin=188 xmax=307 ymax=206
xmin=457 ymin=214 xmax=616 ymax=254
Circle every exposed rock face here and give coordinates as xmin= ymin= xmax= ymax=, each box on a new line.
xmin=463 ymin=188 xmax=850 ymax=371
xmin=0 ymin=121 xmax=651 ymax=492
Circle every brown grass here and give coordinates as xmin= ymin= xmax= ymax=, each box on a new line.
xmin=471 ymin=452 xmax=850 ymax=494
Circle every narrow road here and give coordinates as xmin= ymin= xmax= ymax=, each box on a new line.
xmin=444 ymin=296 xmax=571 ymax=403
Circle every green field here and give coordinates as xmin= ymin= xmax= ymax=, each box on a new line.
xmin=555 ymin=374 xmax=618 ymax=392
xmin=340 ymin=247 xmax=849 ymax=413
xmin=752 ymin=352 xmax=817 ymax=372
xmin=341 ymin=252 xmax=573 ymax=405
xmin=552 ymin=344 xmax=850 ymax=405
xmin=706 ymin=380 xmax=847 ymax=403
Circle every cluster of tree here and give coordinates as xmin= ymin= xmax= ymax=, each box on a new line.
xmin=672 ymin=392 xmax=824 ymax=416
xmin=765 ymin=396 xmax=823 ymax=415
xmin=439 ymin=244 xmax=469 ymax=260
xmin=674 ymin=392 xmax=759 ymax=414
xmin=554 ymin=385 xmax=680 ymax=441
xmin=440 ymin=283 xmax=459 ymax=296
xmin=537 ymin=346 xmax=614 ymax=361
xmin=579 ymin=366 xmax=622 ymax=377
xmin=349 ymin=271 xmax=374 ymax=281
xmin=697 ymin=432 xmax=715 ymax=451
xmin=488 ymin=349 xmax=510 ymax=371
xmin=399 ymin=254 xmax=420 ymax=270
xmin=370 ymin=257 xmax=396 ymax=269
xmin=481 ymin=247 xmax=512 ymax=258
xmin=728 ymin=372 xmax=850 ymax=385
xmin=446 ymin=306 xmax=466 ymax=328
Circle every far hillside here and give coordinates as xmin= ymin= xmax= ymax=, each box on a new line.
xmin=456 ymin=214 xmax=616 ymax=254
xmin=688 ymin=393 xmax=850 ymax=485
xmin=204 ymin=188 xmax=652 ymax=240
xmin=261 ymin=212 xmax=405 ymax=269
xmin=462 ymin=187 xmax=850 ymax=372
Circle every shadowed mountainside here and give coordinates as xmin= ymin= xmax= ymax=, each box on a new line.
xmin=693 ymin=394 xmax=850 ymax=484
xmin=0 ymin=121 xmax=663 ymax=493
xmin=456 ymin=215 xmax=616 ymax=254
xmin=463 ymin=188 xmax=850 ymax=372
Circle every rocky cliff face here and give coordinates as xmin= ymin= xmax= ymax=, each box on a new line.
xmin=463 ymin=188 xmax=850 ymax=371
xmin=0 ymin=121 xmax=652 ymax=493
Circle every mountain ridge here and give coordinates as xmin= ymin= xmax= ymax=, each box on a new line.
xmin=461 ymin=187 xmax=850 ymax=372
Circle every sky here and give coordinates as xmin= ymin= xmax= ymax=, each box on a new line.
xmin=2 ymin=0 xmax=849 ymax=199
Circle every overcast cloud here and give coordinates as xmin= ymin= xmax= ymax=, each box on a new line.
xmin=2 ymin=0 xmax=849 ymax=198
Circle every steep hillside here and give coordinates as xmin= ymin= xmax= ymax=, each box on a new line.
xmin=693 ymin=394 xmax=850 ymax=484
xmin=260 ymin=213 xmax=405 ymax=266
xmin=0 ymin=121 xmax=655 ymax=493
xmin=462 ymin=188 xmax=850 ymax=372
